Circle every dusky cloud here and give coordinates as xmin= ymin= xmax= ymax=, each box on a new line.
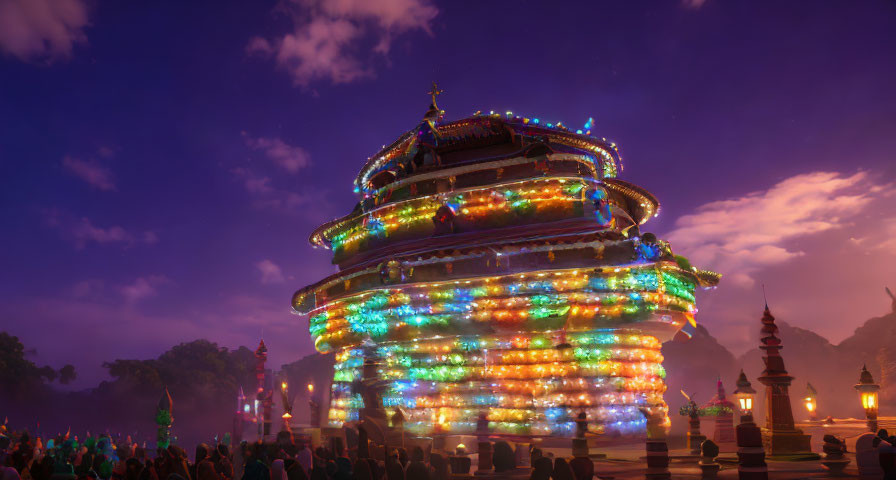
xmin=44 ymin=209 xmax=158 ymax=249
xmin=255 ymin=259 xmax=285 ymax=284
xmin=120 ymin=275 xmax=169 ymax=303
xmin=665 ymin=171 xmax=889 ymax=287
xmin=62 ymin=156 xmax=116 ymax=191
xmin=242 ymin=132 xmax=311 ymax=173
xmin=0 ymin=0 xmax=89 ymax=63
xmin=247 ymin=0 xmax=438 ymax=87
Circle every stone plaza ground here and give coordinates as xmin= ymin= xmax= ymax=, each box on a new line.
xmin=462 ymin=418 xmax=894 ymax=479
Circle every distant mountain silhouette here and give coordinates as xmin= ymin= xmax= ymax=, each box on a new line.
xmin=662 ymin=324 xmax=739 ymax=434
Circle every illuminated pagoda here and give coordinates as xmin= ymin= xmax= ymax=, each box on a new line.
xmin=291 ymin=85 xmax=719 ymax=439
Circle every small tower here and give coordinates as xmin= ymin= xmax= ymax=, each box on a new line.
xmin=156 ymin=387 xmax=173 ymax=449
xmin=700 ymin=379 xmax=737 ymax=451
xmin=255 ymin=340 xmax=273 ymax=438
xmin=756 ymin=304 xmax=812 ymax=455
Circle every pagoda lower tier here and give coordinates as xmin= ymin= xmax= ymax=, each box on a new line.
xmin=293 ymin=235 xmax=712 ymax=437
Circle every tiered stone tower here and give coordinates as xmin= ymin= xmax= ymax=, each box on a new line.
xmin=756 ymin=305 xmax=812 ymax=455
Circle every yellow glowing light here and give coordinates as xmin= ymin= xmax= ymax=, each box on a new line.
xmin=862 ymin=392 xmax=877 ymax=410
xmin=307 ymin=383 xmax=315 ymax=393
xmin=805 ymin=398 xmax=816 ymax=413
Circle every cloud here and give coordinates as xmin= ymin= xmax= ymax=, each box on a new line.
xmin=0 ymin=0 xmax=89 ymax=63
xmin=68 ymin=279 xmax=105 ymax=300
xmin=255 ymin=259 xmax=285 ymax=284
xmin=681 ymin=0 xmax=708 ymax=8
xmin=62 ymin=156 xmax=116 ymax=190
xmin=242 ymin=133 xmax=311 ymax=173
xmin=44 ymin=209 xmax=158 ymax=249
xmin=230 ymin=167 xmax=328 ymax=215
xmin=248 ymin=0 xmax=438 ymax=87
xmin=851 ymin=216 xmax=896 ymax=253
xmin=120 ymin=275 xmax=169 ymax=303
xmin=231 ymin=167 xmax=275 ymax=194
xmin=664 ymin=171 xmax=891 ymax=288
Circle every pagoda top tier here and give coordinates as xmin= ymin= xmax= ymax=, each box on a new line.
xmin=355 ymin=110 xmax=623 ymax=196
xmin=310 ymin=106 xmax=661 ymax=258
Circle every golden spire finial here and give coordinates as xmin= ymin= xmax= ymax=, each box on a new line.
xmin=428 ymin=81 xmax=443 ymax=107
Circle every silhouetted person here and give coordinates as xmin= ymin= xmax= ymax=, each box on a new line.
xmin=530 ymin=457 xmax=552 ymax=480
xmin=492 ymin=442 xmax=515 ymax=473
xmin=550 ymin=458 xmax=574 ymax=480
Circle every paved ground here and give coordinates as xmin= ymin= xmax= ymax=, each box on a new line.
xmin=521 ymin=418 xmax=895 ymax=479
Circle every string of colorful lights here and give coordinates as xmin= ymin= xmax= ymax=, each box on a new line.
xmin=293 ymin=102 xmax=717 ymax=438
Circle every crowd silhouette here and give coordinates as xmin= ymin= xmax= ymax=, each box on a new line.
xmin=0 ymin=425 xmax=597 ymax=480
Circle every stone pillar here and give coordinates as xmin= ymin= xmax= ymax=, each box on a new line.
xmin=714 ymin=411 xmax=736 ymax=446
xmin=474 ymin=411 xmax=492 ymax=474
xmin=641 ymin=408 xmax=670 ymax=480
xmin=688 ymin=415 xmax=706 ymax=455
xmin=645 ymin=441 xmax=670 ymax=480
xmin=475 ymin=442 xmax=493 ymax=475
xmin=572 ymin=411 xmax=589 ymax=458
xmin=735 ymin=415 xmax=768 ymax=480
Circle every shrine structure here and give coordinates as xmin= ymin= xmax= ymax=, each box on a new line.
xmin=292 ymin=87 xmax=719 ymax=438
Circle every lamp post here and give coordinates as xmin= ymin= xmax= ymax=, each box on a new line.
xmin=804 ymin=382 xmax=818 ymax=421
xmin=733 ymin=370 xmax=757 ymax=422
xmin=308 ymin=382 xmax=321 ymax=427
xmin=855 ymin=365 xmax=880 ymax=432
xmin=280 ymin=379 xmax=293 ymax=434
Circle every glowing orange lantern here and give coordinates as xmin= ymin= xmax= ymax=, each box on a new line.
xmin=804 ymin=382 xmax=818 ymax=421
xmin=855 ymin=365 xmax=880 ymax=432
xmin=733 ymin=370 xmax=756 ymax=421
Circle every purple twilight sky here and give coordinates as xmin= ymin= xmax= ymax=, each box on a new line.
xmin=1 ymin=0 xmax=894 ymax=389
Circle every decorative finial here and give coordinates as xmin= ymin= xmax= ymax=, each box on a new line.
xmin=428 ymin=81 xmax=443 ymax=108
xmin=424 ymin=82 xmax=445 ymax=122
xmin=762 ymin=283 xmax=769 ymax=310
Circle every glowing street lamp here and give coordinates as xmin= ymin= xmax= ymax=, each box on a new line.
xmin=733 ymin=370 xmax=757 ymax=422
xmin=855 ymin=365 xmax=880 ymax=432
xmin=804 ymin=382 xmax=818 ymax=421
xmin=308 ymin=382 xmax=321 ymax=427
xmin=280 ymin=378 xmax=293 ymax=433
